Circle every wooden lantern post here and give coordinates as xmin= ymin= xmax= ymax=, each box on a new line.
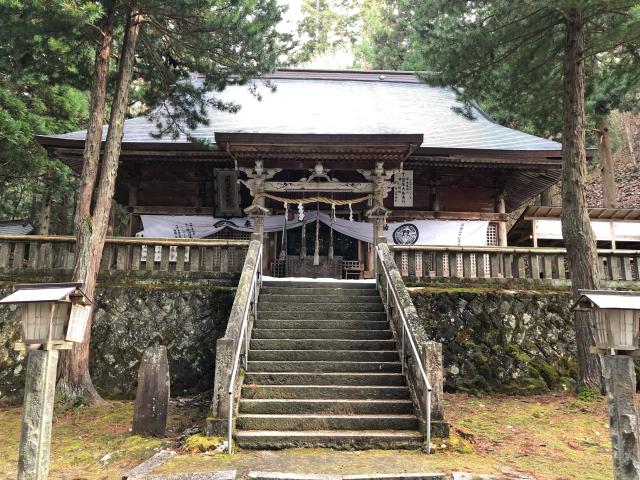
xmin=0 ymin=283 xmax=91 ymax=480
xmin=573 ymin=290 xmax=640 ymax=480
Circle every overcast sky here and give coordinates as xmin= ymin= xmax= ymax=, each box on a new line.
xmin=278 ymin=0 xmax=303 ymax=34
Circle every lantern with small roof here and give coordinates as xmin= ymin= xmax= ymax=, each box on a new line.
xmin=0 ymin=282 xmax=91 ymax=351
xmin=572 ymin=290 xmax=640 ymax=355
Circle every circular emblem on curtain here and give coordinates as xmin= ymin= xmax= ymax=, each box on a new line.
xmin=392 ymin=224 xmax=419 ymax=245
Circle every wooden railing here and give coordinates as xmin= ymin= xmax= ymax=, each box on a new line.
xmin=390 ymin=245 xmax=640 ymax=283
xmin=0 ymin=235 xmax=250 ymax=274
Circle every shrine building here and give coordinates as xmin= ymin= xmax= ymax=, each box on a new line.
xmin=37 ymin=69 xmax=564 ymax=279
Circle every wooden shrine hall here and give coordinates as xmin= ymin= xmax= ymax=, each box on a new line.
xmin=37 ymin=69 xmax=564 ymax=279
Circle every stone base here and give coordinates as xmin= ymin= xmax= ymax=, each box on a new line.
xmin=205 ymin=417 xmax=228 ymax=437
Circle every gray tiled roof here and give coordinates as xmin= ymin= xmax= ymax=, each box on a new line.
xmin=0 ymin=220 xmax=34 ymax=235
xmin=42 ymin=73 xmax=561 ymax=152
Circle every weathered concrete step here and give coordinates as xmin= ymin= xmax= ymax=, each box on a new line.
xmin=259 ymin=294 xmax=382 ymax=304
xmin=247 ymin=361 xmax=402 ymax=373
xmin=254 ymin=317 xmax=389 ymax=330
xmin=251 ymin=338 xmax=396 ymax=351
xmin=241 ymin=384 xmax=410 ymax=400
xmin=243 ymin=372 xmax=406 ymax=386
xmin=251 ymin=328 xmax=393 ymax=340
xmin=258 ymin=305 xmax=387 ymax=322
xmin=239 ymin=398 xmax=414 ymax=414
xmin=259 ymin=303 xmax=385 ymax=313
xmin=249 ymin=350 xmax=399 ymax=362
xmin=261 ymin=287 xmax=380 ymax=297
xmin=234 ymin=429 xmax=423 ymax=450
xmin=249 ymin=473 xmax=446 ymax=480
xmin=236 ymin=414 xmax=419 ymax=431
xmin=262 ymin=281 xmax=376 ymax=290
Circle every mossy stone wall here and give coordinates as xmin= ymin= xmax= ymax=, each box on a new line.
xmin=411 ymin=288 xmax=578 ymax=394
xmin=1 ymin=281 xmax=604 ymax=403
xmin=0 ymin=283 xmax=234 ymax=404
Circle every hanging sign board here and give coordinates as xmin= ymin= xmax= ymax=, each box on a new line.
xmin=213 ymin=169 xmax=242 ymax=217
xmin=394 ymin=170 xmax=413 ymax=207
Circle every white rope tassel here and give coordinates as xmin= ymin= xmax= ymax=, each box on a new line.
xmin=298 ymin=203 xmax=305 ymax=221
xmin=348 ymin=202 xmax=353 ymax=222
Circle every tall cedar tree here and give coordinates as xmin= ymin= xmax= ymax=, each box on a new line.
xmin=353 ymin=2 xmax=640 ymax=208
xmin=402 ymin=1 xmax=640 ymax=388
xmin=58 ymin=0 xmax=288 ymax=404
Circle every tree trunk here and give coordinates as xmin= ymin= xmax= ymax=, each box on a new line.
xmin=36 ymin=183 xmax=53 ymax=235
xmin=58 ymin=10 xmax=142 ymax=405
xmin=596 ymin=114 xmax=618 ymax=208
xmin=72 ymin=12 xmax=114 ymax=285
xmin=539 ymin=186 xmax=554 ymax=206
xmin=560 ymin=8 xmax=602 ymax=390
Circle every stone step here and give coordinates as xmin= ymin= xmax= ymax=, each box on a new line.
xmin=234 ymin=429 xmax=424 ymax=450
xmin=243 ymin=372 xmax=406 ymax=386
xmin=258 ymin=294 xmax=383 ymax=304
xmin=262 ymin=281 xmax=376 ymax=290
xmin=236 ymin=413 xmax=419 ymax=431
xmin=257 ymin=311 xmax=388 ymax=321
xmin=249 ymin=349 xmax=399 ymax=362
xmin=241 ymin=384 xmax=410 ymax=400
xmin=247 ymin=361 xmax=402 ymax=373
xmin=254 ymin=317 xmax=389 ymax=330
xmin=250 ymin=339 xmax=397 ymax=351
xmin=239 ymin=398 xmax=414 ymax=414
xmin=259 ymin=302 xmax=385 ymax=313
xmin=251 ymin=328 xmax=393 ymax=340
xmin=261 ymin=287 xmax=380 ymax=297
xmin=249 ymin=473 xmax=446 ymax=480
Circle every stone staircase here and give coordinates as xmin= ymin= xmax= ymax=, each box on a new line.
xmin=234 ymin=280 xmax=424 ymax=450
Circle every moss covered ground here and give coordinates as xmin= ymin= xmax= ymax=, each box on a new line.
xmin=0 ymin=400 xmax=200 ymax=479
xmin=0 ymin=393 xmax=615 ymax=479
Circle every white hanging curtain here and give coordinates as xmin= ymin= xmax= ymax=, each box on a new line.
xmin=138 ymin=214 xmax=489 ymax=246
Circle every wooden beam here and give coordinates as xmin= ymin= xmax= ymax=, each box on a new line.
xmin=133 ymin=206 xmax=214 ymax=215
xmin=264 ymin=181 xmax=374 ymax=193
xmin=389 ymin=210 xmax=508 ymax=221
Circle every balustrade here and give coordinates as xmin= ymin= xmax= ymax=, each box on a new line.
xmin=0 ymin=235 xmax=249 ymax=274
xmin=390 ymin=245 xmax=640 ymax=283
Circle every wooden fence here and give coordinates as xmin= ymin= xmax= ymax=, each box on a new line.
xmin=0 ymin=235 xmax=250 ymax=274
xmin=390 ymin=245 xmax=640 ymax=283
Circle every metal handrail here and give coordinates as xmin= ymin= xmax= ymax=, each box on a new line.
xmin=375 ymin=244 xmax=432 ymax=453
xmin=227 ymin=243 xmax=263 ymax=454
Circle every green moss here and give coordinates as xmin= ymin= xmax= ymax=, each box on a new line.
xmin=576 ymin=384 xmax=603 ymax=402
xmin=183 ymin=434 xmax=223 ymax=452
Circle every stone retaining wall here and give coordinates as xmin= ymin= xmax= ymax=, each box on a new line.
xmin=411 ymin=287 xmax=577 ymax=394
xmin=1 ymin=282 xmax=588 ymax=403
xmin=0 ymin=282 xmax=234 ymax=404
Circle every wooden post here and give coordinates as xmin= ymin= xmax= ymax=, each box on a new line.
xmin=602 ymin=355 xmax=640 ymax=480
xmin=132 ymin=346 xmax=170 ymax=437
xmin=610 ymin=221 xmax=617 ymax=251
xmin=18 ymin=350 xmax=59 ymax=480
xmin=496 ymin=192 xmax=507 ymax=246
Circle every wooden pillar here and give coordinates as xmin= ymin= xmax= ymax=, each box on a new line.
xmin=496 ymin=192 xmax=507 ymax=246
xmin=127 ymin=182 xmax=139 ymax=237
xmin=532 ymin=219 xmax=538 ymax=248
xmin=431 ymin=178 xmax=440 ymax=212
xmin=610 ymin=221 xmax=617 ymax=250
